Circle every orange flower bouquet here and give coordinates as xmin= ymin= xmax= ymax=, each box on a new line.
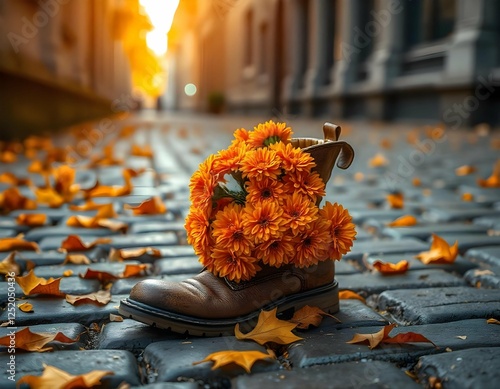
xmin=185 ymin=121 xmax=356 ymax=282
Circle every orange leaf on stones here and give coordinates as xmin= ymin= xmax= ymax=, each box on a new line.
xmin=66 ymin=204 xmax=127 ymax=232
xmin=18 ymin=302 xmax=34 ymax=312
xmin=16 ymin=213 xmax=47 ymax=227
xmin=339 ymin=290 xmax=366 ymax=304
xmin=347 ymin=323 xmax=436 ymax=349
xmin=386 ymin=192 xmax=404 ymax=209
xmin=0 ymin=187 xmax=37 ymax=212
xmin=477 ymin=159 xmax=500 ymax=188
xmin=131 ymin=144 xmax=153 ymax=158
xmin=69 ymin=200 xmax=113 ymax=212
xmin=53 ymin=165 xmax=79 ymax=202
xmin=290 ymin=305 xmax=339 ymax=329
xmin=83 ymin=168 xmax=141 ymax=198
xmin=455 ymin=165 xmax=477 ymax=176
xmin=387 ymin=215 xmax=417 ymax=227
xmin=66 ymin=290 xmax=111 ymax=306
xmin=0 ymin=172 xmax=31 ymax=186
xmin=0 ymin=237 xmax=39 ymax=252
xmin=109 ymin=314 xmax=124 ymax=322
xmin=16 ymin=270 xmax=65 ymax=297
xmin=487 ymin=318 xmax=500 ymax=325
xmin=80 ymin=264 xmax=149 ymax=281
xmin=34 ymin=186 xmax=64 ymax=208
xmin=0 ymin=252 xmax=21 ymax=275
xmin=372 ymin=259 xmax=409 ymax=275
xmin=415 ymin=234 xmax=458 ymax=264
xmin=17 ymin=364 xmax=113 ymax=388
xmin=368 ymin=153 xmax=388 ymax=168
xmin=90 ymin=143 xmax=123 ymax=167
xmin=121 ymin=263 xmax=149 ymax=278
xmin=235 ymin=308 xmax=303 ymax=345
xmin=0 ymin=327 xmax=77 ymax=352
xmin=63 ymin=254 xmax=91 ymax=265
xmin=59 ymin=235 xmax=111 ymax=252
xmin=108 ymin=247 xmax=162 ymax=262
xmin=193 ymin=349 xmax=275 ymax=373
xmin=124 ymin=196 xmax=166 ymax=215
xmin=0 ymin=150 xmax=17 ymax=163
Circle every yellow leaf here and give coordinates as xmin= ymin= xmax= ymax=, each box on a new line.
xmin=59 ymin=235 xmax=111 ymax=253
xmin=387 ymin=215 xmax=417 ymax=227
xmin=109 ymin=314 xmax=124 ymax=322
xmin=63 ymin=270 xmax=74 ymax=277
xmin=66 ymin=290 xmax=111 ymax=306
xmin=455 ymin=165 xmax=476 ymax=176
xmin=0 ymin=172 xmax=31 ymax=186
xmin=121 ymin=263 xmax=149 ymax=278
xmin=235 ymin=308 xmax=302 ymax=346
xmin=108 ymin=247 xmax=162 ymax=262
xmin=0 ymin=150 xmax=17 ymax=163
xmin=289 ymin=305 xmax=339 ymax=329
xmin=412 ymin=177 xmax=421 ymax=187
xmin=339 ymin=290 xmax=366 ymax=304
xmin=415 ymin=234 xmax=459 ymax=264
xmin=0 ymin=252 xmax=21 ymax=275
xmin=193 ymin=349 xmax=275 ymax=373
xmin=477 ymin=159 xmax=500 ymax=188
xmin=16 ymin=213 xmax=47 ymax=227
xmin=17 ymin=364 xmax=113 ymax=388
xmin=124 ymin=196 xmax=166 ymax=215
xmin=69 ymin=200 xmax=112 ymax=212
xmin=372 ymin=260 xmax=409 ymax=275
xmin=63 ymin=254 xmax=91 ymax=265
xmin=0 ymin=237 xmax=39 ymax=253
xmin=368 ymin=153 xmax=388 ymax=168
xmin=0 ymin=327 xmax=76 ymax=352
xmin=347 ymin=324 xmax=395 ymax=349
xmin=0 ymin=187 xmax=37 ymax=212
xmin=487 ymin=318 xmax=500 ymax=325
xmin=131 ymin=144 xmax=153 ymax=158
xmin=462 ymin=193 xmax=474 ymax=202
xmin=34 ymin=186 xmax=64 ymax=208
xmin=18 ymin=302 xmax=34 ymax=313
xmin=386 ymin=192 xmax=404 ymax=209
xmin=16 ymin=270 xmax=65 ymax=297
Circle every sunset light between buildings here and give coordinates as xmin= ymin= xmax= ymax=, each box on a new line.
xmin=139 ymin=0 xmax=180 ymax=56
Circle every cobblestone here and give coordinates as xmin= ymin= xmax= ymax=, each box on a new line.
xmin=1 ymin=114 xmax=500 ymax=387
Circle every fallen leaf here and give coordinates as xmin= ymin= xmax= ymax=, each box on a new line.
xmin=24 ymin=135 xmax=52 ymax=150
xmin=290 ymin=305 xmax=339 ymax=329
xmin=59 ymin=235 xmax=111 ymax=252
xmin=66 ymin=204 xmax=126 ymax=232
xmin=90 ymin=144 xmax=123 ymax=166
xmin=121 ymin=263 xmax=149 ymax=278
xmin=235 ymin=308 xmax=302 ymax=345
xmin=18 ymin=302 xmax=34 ymax=313
xmin=63 ymin=270 xmax=74 ymax=277
xmin=462 ymin=193 xmax=473 ymax=202
xmin=386 ymin=192 xmax=404 ymax=209
xmin=0 ymin=327 xmax=76 ymax=352
xmin=0 ymin=187 xmax=37 ymax=212
xmin=387 ymin=215 xmax=417 ymax=227
xmin=0 ymin=237 xmax=39 ymax=252
xmin=109 ymin=314 xmax=124 ymax=322
xmin=28 ymin=159 xmax=52 ymax=176
xmin=131 ymin=144 xmax=153 ymax=158
xmin=63 ymin=254 xmax=91 ymax=265
xmin=347 ymin=324 xmax=436 ymax=349
xmin=415 ymin=234 xmax=458 ymax=264
xmin=79 ymin=268 xmax=119 ymax=282
xmin=83 ymin=168 xmax=138 ymax=198
xmin=368 ymin=153 xmax=388 ymax=168
xmin=16 ymin=270 xmax=65 ymax=297
xmin=372 ymin=259 xmax=409 ymax=275
xmin=412 ymin=177 xmax=422 ymax=187
xmin=428 ymin=376 xmax=443 ymax=389
xmin=34 ymin=186 xmax=64 ymax=208
xmin=69 ymin=200 xmax=113 ymax=212
xmin=66 ymin=290 xmax=111 ymax=306
xmin=108 ymin=247 xmax=162 ymax=262
xmin=380 ymin=138 xmax=392 ymax=149
xmin=353 ymin=172 xmax=364 ymax=182
xmin=193 ymin=349 xmax=275 ymax=373
xmin=0 ymin=150 xmax=17 ymax=163
xmin=16 ymin=213 xmax=47 ymax=227
xmin=491 ymin=138 xmax=500 ymax=150
xmin=124 ymin=196 xmax=166 ymax=215
xmin=0 ymin=172 xmax=31 ymax=186
xmin=339 ymin=290 xmax=366 ymax=304
xmin=456 ymin=335 xmax=467 ymax=340
xmin=477 ymin=160 xmax=500 ymax=188
xmin=53 ymin=165 xmax=79 ymax=202
xmin=487 ymin=318 xmax=500 ymax=325
xmin=0 ymin=252 xmax=21 ymax=275
xmin=455 ymin=165 xmax=476 ymax=176
xmin=17 ymin=364 xmax=113 ymax=388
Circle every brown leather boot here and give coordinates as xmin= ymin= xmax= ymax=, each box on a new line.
xmin=119 ymin=123 xmax=354 ymax=336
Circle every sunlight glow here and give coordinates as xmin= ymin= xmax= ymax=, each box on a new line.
xmin=139 ymin=0 xmax=180 ymax=56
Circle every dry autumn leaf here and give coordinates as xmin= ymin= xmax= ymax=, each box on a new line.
xmin=0 ymin=150 xmax=17 ymax=163
xmin=339 ymin=290 xmax=366 ymax=304
xmin=16 ymin=213 xmax=47 ymax=227
xmin=59 ymin=235 xmax=111 ymax=252
xmin=66 ymin=290 xmax=111 ymax=306
xmin=16 ymin=270 xmax=65 ymax=297
xmin=80 ymin=264 xmax=148 ymax=281
xmin=66 ymin=204 xmax=127 ymax=232
xmin=372 ymin=259 xmax=409 ymax=275
xmin=63 ymin=254 xmax=91 ymax=265
xmin=0 ymin=252 xmax=21 ymax=275
xmin=368 ymin=153 xmax=388 ymax=168
xmin=53 ymin=165 xmax=80 ymax=202
xmin=193 ymin=349 xmax=275 ymax=373
xmin=131 ymin=144 xmax=153 ymax=158
xmin=235 ymin=308 xmax=303 ymax=346
xmin=487 ymin=318 xmax=500 ymax=325
xmin=387 ymin=215 xmax=417 ymax=227
xmin=108 ymin=247 xmax=162 ymax=262
xmin=124 ymin=196 xmax=166 ymax=215
xmin=412 ymin=177 xmax=422 ymax=187
xmin=455 ymin=165 xmax=477 ymax=176
xmin=462 ymin=193 xmax=474 ymax=202
xmin=0 ymin=172 xmax=31 ymax=186
xmin=17 ymin=364 xmax=114 ymax=389
xmin=477 ymin=159 xmax=500 ymax=188
xmin=347 ymin=323 xmax=436 ymax=349
xmin=0 ymin=327 xmax=77 ymax=352
xmin=386 ymin=192 xmax=404 ymax=209
xmin=290 ymin=305 xmax=340 ymax=329
xmin=0 ymin=237 xmax=39 ymax=252
xmin=18 ymin=302 xmax=34 ymax=313
xmin=69 ymin=200 xmax=113 ymax=212
xmin=121 ymin=263 xmax=149 ymax=278
xmin=415 ymin=234 xmax=458 ymax=264
xmin=0 ymin=187 xmax=37 ymax=212
xmin=83 ymin=168 xmax=140 ymax=198
xmin=33 ymin=186 xmax=64 ymax=208
xmin=109 ymin=314 xmax=124 ymax=322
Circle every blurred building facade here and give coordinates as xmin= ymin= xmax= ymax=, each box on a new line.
xmin=0 ymin=0 xmax=133 ymax=138
xmin=167 ymin=0 xmax=500 ymax=127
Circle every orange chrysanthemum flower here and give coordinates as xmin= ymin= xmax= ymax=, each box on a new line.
xmin=243 ymin=201 xmax=286 ymax=244
xmin=184 ymin=207 xmax=211 ymax=255
xmin=281 ymin=192 xmax=318 ymax=233
xmin=211 ymin=248 xmax=261 ymax=282
xmin=271 ymin=142 xmax=316 ymax=173
xmin=240 ymin=147 xmax=282 ymax=181
xmin=320 ymin=202 xmax=357 ymax=260
xmin=212 ymin=203 xmax=253 ymax=255
xmin=248 ymin=121 xmax=292 ymax=148
xmin=283 ymin=170 xmax=326 ymax=202
xmin=254 ymin=233 xmax=295 ymax=267
xmin=189 ymin=155 xmax=219 ymax=207
xmin=245 ymin=177 xmax=284 ymax=204
xmin=293 ymin=218 xmax=331 ymax=268
xmin=233 ymin=128 xmax=250 ymax=143
xmin=214 ymin=141 xmax=249 ymax=174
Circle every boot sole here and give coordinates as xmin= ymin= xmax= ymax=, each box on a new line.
xmin=118 ymin=280 xmax=339 ymax=337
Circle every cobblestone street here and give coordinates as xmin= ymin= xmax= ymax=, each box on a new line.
xmin=1 ymin=112 xmax=500 ymax=388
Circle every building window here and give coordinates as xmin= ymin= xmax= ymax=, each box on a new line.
xmin=404 ymin=0 xmax=456 ymax=48
xmin=323 ymin=0 xmax=336 ymax=84
xmin=356 ymin=0 xmax=375 ymax=81
xmin=245 ymin=9 xmax=253 ymax=67
xmin=259 ymin=22 xmax=268 ymax=75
